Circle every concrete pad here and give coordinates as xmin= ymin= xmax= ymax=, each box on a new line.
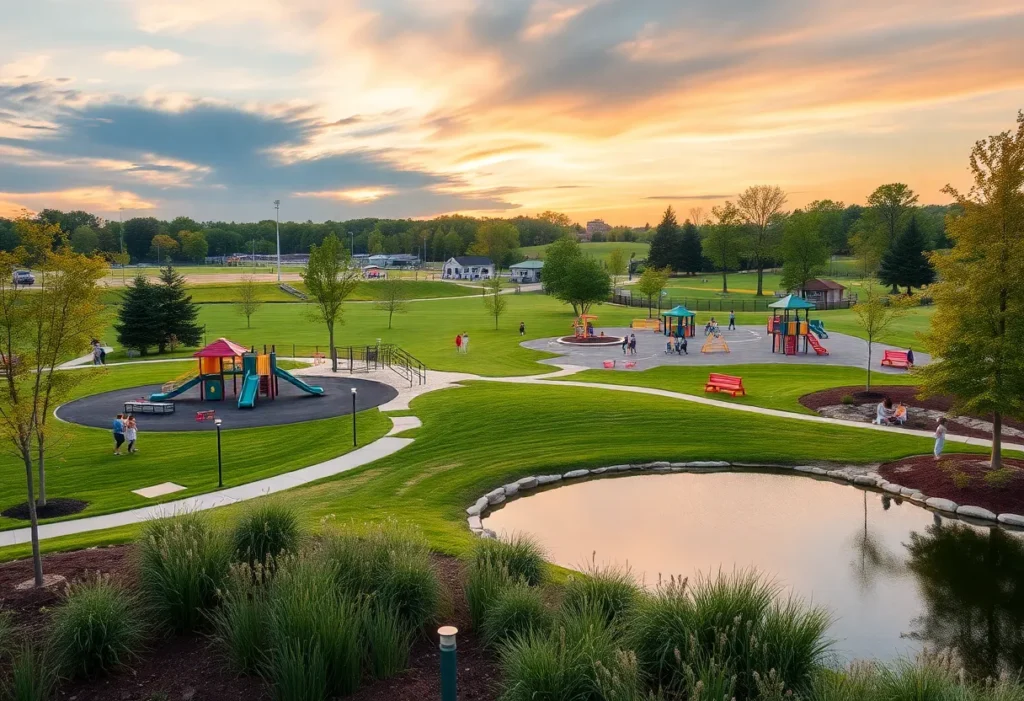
xmin=132 ymin=482 xmax=186 ymax=499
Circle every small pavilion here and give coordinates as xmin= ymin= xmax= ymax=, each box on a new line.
xmin=661 ymin=305 xmax=696 ymax=338
xmin=194 ymin=338 xmax=249 ymax=400
xmin=768 ymin=295 xmax=816 ymax=355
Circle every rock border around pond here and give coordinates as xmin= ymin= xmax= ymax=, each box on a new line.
xmin=465 ymin=461 xmax=1024 ymax=538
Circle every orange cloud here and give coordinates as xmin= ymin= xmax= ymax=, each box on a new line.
xmin=0 ymin=188 xmax=156 ymax=217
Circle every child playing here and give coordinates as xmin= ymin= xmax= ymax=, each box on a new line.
xmin=126 ymin=416 xmax=138 ymax=454
xmin=934 ymin=417 xmax=947 ymax=460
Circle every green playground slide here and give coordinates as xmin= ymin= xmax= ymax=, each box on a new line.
xmin=809 ymin=319 xmax=828 ymax=339
xmin=238 ymin=373 xmax=260 ymax=409
xmin=274 ymin=366 xmax=324 ymax=395
xmin=149 ymin=375 xmax=203 ymax=402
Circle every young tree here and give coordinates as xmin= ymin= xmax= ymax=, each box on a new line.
xmin=114 ymin=275 xmax=161 ymax=354
xmin=374 ymin=276 xmax=409 ymax=329
xmin=877 ymin=217 xmax=936 ymax=295
xmin=235 ymin=275 xmax=263 ymax=328
xmin=542 ymin=237 xmax=611 ymax=315
xmin=737 ymin=185 xmax=788 ymax=295
xmin=704 ymin=202 xmax=747 ymax=293
xmin=647 ymin=206 xmax=681 ymax=270
xmin=607 ymin=247 xmax=627 ymax=285
xmin=0 ymin=236 xmax=106 ymax=587
xmin=156 ymin=266 xmax=203 ymax=353
xmin=780 ymin=210 xmax=829 ymax=296
xmin=149 ymin=234 xmax=178 ymax=264
xmin=482 ymin=275 xmax=508 ymax=329
xmin=470 ymin=220 xmax=520 ymax=271
xmin=109 ymin=251 xmax=130 ymax=284
xmin=302 ymin=234 xmax=361 ymax=371
xmin=678 ymin=221 xmax=703 ymax=276
xmin=852 ymin=281 xmax=915 ymax=390
xmin=635 ymin=266 xmax=670 ymax=318
xmin=917 ymin=112 xmax=1024 ymax=469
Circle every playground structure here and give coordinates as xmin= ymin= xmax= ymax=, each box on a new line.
xmin=572 ymin=314 xmax=599 ymax=338
xmin=701 ymin=330 xmax=730 ymax=354
xmin=149 ymin=338 xmax=324 ymax=409
xmin=767 ymin=295 xmax=829 ymax=356
xmin=631 ymin=318 xmax=662 ymax=331
xmin=661 ymin=306 xmax=696 ymax=338
xmin=559 ymin=314 xmax=624 ymax=346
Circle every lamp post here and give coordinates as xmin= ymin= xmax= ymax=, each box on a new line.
xmin=215 ymin=418 xmax=223 ymax=487
xmin=438 ymin=626 xmax=458 ymax=701
xmin=274 ymin=199 xmax=281 ymax=282
xmin=351 ymin=388 xmax=357 ymax=446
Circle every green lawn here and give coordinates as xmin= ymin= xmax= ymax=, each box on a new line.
xmin=0 ymin=381 xmax=971 ymax=561
xmin=562 ymin=364 xmax=919 ymax=414
xmin=521 ymin=241 xmax=649 ymax=264
xmin=0 ymin=362 xmax=391 ymax=531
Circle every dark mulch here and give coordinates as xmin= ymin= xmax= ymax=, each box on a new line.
xmin=0 ymin=546 xmax=501 ymax=701
xmin=878 ymin=454 xmax=1024 ymax=515
xmin=1 ymin=498 xmax=89 ymax=521
xmin=799 ymin=385 xmax=1024 ymax=441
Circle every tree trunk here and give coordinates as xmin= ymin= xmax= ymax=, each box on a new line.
xmin=329 ymin=325 xmax=337 ymax=372
xmin=36 ymin=440 xmax=46 ymax=508
xmin=991 ymin=412 xmax=1003 ymax=469
xmin=721 ymin=271 xmax=728 ymax=294
xmin=388 ymin=308 xmax=393 ymax=329
xmin=756 ymin=267 xmax=764 ymax=296
xmin=866 ymin=341 xmax=872 ymax=390
xmin=647 ymin=297 xmax=652 ymax=319
xmin=22 ymin=454 xmax=44 ymax=587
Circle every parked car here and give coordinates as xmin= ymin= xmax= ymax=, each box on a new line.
xmin=12 ymin=270 xmax=35 ymax=286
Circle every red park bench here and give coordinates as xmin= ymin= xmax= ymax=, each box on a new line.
xmin=704 ymin=373 xmax=746 ymax=397
xmin=880 ymin=350 xmax=912 ymax=369
xmin=195 ymin=410 xmax=216 ymax=422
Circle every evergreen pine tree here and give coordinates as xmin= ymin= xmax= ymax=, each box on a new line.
xmin=678 ymin=221 xmax=703 ymax=275
xmin=156 ymin=265 xmax=203 ymax=352
xmin=647 ymin=206 xmax=681 ymax=270
xmin=878 ymin=217 xmax=936 ymax=294
xmin=114 ymin=276 xmax=162 ymax=355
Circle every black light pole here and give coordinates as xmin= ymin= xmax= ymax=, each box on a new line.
xmin=351 ymin=388 xmax=358 ymax=446
xmin=215 ymin=418 xmax=223 ymax=487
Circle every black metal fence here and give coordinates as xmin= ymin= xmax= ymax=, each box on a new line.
xmin=332 ymin=343 xmax=427 ymax=386
xmin=611 ymin=293 xmax=856 ymax=313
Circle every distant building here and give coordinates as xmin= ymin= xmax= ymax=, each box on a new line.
xmin=798 ymin=278 xmax=847 ymax=305
xmin=442 ymin=256 xmax=494 ymax=280
xmin=367 ymin=253 xmax=420 ymax=268
xmin=509 ymin=259 xmax=544 ymax=283
xmin=583 ymin=219 xmax=612 ymax=241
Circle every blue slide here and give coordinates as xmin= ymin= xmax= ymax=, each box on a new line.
xmin=809 ymin=319 xmax=828 ymax=339
xmin=238 ymin=373 xmax=260 ymax=409
xmin=149 ymin=375 xmax=203 ymax=402
xmin=274 ymin=366 xmax=324 ymax=396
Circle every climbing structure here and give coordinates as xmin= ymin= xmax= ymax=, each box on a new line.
xmin=701 ymin=331 xmax=730 ymax=354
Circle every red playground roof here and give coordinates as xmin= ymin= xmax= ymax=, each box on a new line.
xmin=193 ymin=338 xmax=249 ymax=358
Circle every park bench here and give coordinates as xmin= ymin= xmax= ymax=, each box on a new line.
xmin=312 ymin=351 xmax=326 ymax=365
xmin=704 ymin=373 xmax=746 ymax=397
xmin=880 ymin=350 xmax=911 ymax=369
xmin=124 ymin=400 xmax=174 ymax=415
xmin=632 ymin=318 xmax=661 ymax=331
xmin=195 ymin=410 xmax=216 ymax=422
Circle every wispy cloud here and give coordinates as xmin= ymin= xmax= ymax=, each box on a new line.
xmin=103 ymin=46 xmax=184 ymax=70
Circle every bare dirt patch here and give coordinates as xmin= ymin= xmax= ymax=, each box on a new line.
xmin=1 ymin=498 xmax=88 ymax=521
xmin=878 ymin=454 xmax=1024 ymax=515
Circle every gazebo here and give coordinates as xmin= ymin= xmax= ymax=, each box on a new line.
xmin=662 ymin=306 xmax=696 ymax=338
xmin=193 ymin=338 xmax=249 ymax=400
xmin=768 ymin=295 xmax=816 ymax=355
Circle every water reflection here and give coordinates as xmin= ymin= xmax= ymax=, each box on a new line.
xmin=482 ymin=471 xmax=1024 ymax=668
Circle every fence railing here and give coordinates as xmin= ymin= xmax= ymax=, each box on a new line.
xmin=611 ymin=293 xmax=856 ymax=313
xmin=332 ymin=343 xmax=427 ymax=386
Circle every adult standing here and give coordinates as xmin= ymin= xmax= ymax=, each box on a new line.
xmin=728 ymin=310 xmax=736 ymax=331
xmin=112 ymin=414 xmax=126 ymax=455
xmin=907 ymin=347 xmax=915 ymax=367
xmin=462 ymin=332 xmax=470 ymax=354
xmin=621 ymin=335 xmax=628 ymax=355
xmin=455 ymin=333 xmax=463 ymax=353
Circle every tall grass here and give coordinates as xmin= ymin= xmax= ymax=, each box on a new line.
xmin=232 ymin=502 xmax=301 ymax=567
xmin=209 ymin=563 xmax=272 ymax=675
xmin=137 ymin=512 xmax=232 ymax=632
xmin=482 ymin=582 xmax=552 ymax=649
xmin=465 ymin=557 xmax=514 ymax=629
xmin=49 ymin=574 xmax=148 ymax=678
xmin=0 ymin=609 xmax=13 ymax=660
xmin=361 ymin=604 xmax=412 ymax=680
xmin=0 ymin=644 xmax=59 ymax=701
xmin=560 ymin=561 xmax=640 ymax=625
xmin=473 ymin=534 xmax=546 ymax=586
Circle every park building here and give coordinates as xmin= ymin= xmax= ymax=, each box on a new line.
xmin=442 ymin=256 xmax=494 ymax=280
xmin=509 ymin=259 xmax=544 ymax=283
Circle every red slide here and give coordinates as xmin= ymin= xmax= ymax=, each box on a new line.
xmin=807 ymin=334 xmax=829 ymax=356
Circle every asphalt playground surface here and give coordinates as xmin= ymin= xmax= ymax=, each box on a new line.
xmin=56 ymin=376 xmax=398 ymax=432
xmin=522 ymin=325 xmax=929 ymax=373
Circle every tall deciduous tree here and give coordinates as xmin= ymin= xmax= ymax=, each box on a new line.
xmin=470 ymin=220 xmax=520 ymax=271
xmin=704 ymin=202 xmax=747 ymax=294
xmin=737 ymin=185 xmax=788 ymax=295
xmin=780 ymin=210 xmax=829 ymax=296
xmin=149 ymin=234 xmax=178 ymax=263
xmin=302 ymin=234 xmax=361 ymax=371
xmin=0 ymin=233 xmax=106 ymax=587
xmin=178 ymin=230 xmax=209 ymax=263
xmin=917 ymin=112 xmax=1024 ymax=469
xmin=482 ymin=275 xmax=508 ymax=329
xmin=647 ymin=206 xmax=681 ymax=270
xmin=878 ymin=217 xmax=935 ymax=295
xmin=375 ymin=276 xmax=409 ymax=329
xmin=70 ymin=225 xmax=99 ymax=254
xmin=542 ymin=236 xmax=611 ymax=315
xmin=867 ymin=183 xmax=919 ymax=248
xmin=806 ymin=199 xmax=847 ymax=255
xmin=678 ymin=221 xmax=703 ymax=276
xmin=852 ymin=281 xmax=915 ymax=390
xmin=122 ymin=217 xmax=161 ymax=261
xmin=606 ymin=247 xmax=627 ymax=285
xmin=635 ymin=266 xmax=670 ymax=318
xmin=235 ymin=275 xmax=263 ymax=328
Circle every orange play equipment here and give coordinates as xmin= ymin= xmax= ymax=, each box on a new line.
xmin=573 ymin=314 xmax=599 ymax=338
xmin=767 ymin=295 xmax=829 ymax=356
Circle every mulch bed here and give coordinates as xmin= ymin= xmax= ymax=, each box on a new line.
xmin=1 ymin=498 xmax=89 ymax=521
xmin=799 ymin=385 xmax=1024 ymax=441
xmin=878 ymin=454 xmax=1024 ymax=515
xmin=0 ymin=546 xmax=500 ymax=701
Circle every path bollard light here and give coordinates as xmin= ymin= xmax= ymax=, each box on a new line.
xmin=438 ymin=625 xmax=458 ymax=701
xmin=214 ymin=418 xmax=224 ymax=487
xmin=351 ymin=388 xmax=358 ymax=446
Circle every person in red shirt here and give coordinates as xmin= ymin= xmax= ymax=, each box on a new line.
xmin=455 ymin=333 xmax=463 ymax=353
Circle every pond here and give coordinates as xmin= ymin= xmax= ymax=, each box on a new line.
xmin=483 ymin=471 xmax=1024 ymax=675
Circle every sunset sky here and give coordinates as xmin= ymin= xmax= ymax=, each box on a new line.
xmin=2 ymin=0 xmax=1022 ymax=225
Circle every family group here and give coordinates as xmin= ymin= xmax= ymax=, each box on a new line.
xmin=112 ymin=414 xmax=140 ymax=455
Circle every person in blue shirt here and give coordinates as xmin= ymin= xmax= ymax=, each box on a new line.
xmin=113 ymin=414 xmax=126 ymax=455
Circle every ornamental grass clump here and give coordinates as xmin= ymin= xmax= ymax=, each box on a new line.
xmin=472 ymin=533 xmax=546 ymax=586
xmin=361 ymin=603 xmax=412 ymax=681
xmin=560 ymin=560 xmax=640 ymax=625
xmin=0 ymin=644 xmax=59 ymax=701
xmin=49 ymin=574 xmax=148 ymax=679
xmin=232 ymin=502 xmax=301 ymax=567
xmin=482 ymin=582 xmax=552 ymax=649
xmin=137 ymin=512 xmax=232 ymax=632
xmin=209 ymin=562 xmax=272 ymax=675
xmin=465 ymin=556 xmax=515 ymax=629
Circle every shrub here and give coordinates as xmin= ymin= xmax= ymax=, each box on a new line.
xmin=49 ymin=574 xmax=148 ymax=678
xmin=137 ymin=512 xmax=232 ymax=632
xmin=209 ymin=563 xmax=272 ymax=675
xmin=951 ymin=470 xmax=972 ymax=490
xmin=0 ymin=608 xmax=13 ymax=659
xmin=841 ymin=394 xmax=855 ymax=405
xmin=561 ymin=562 xmax=639 ymax=625
xmin=482 ymin=583 xmax=552 ymax=649
xmin=626 ymin=576 xmax=696 ymax=691
xmin=361 ymin=604 xmax=411 ymax=680
xmin=465 ymin=558 xmax=514 ymax=629
xmin=0 ymin=644 xmax=59 ymax=701
xmin=984 ymin=467 xmax=1017 ymax=488
xmin=232 ymin=502 xmax=301 ymax=567
xmin=266 ymin=554 xmax=362 ymax=700
xmin=472 ymin=534 xmax=546 ymax=586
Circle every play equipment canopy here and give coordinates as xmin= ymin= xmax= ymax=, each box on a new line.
xmin=194 ymin=338 xmax=249 ymax=358
xmin=662 ymin=305 xmax=696 ymax=337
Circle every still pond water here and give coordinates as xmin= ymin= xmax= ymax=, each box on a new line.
xmin=483 ymin=471 xmax=1024 ymax=674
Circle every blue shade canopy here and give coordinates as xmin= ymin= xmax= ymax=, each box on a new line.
xmin=769 ymin=294 xmax=816 ymax=310
xmin=662 ymin=305 xmax=696 ymax=317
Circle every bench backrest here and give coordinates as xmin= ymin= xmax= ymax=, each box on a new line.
xmin=883 ymin=350 xmax=908 ymax=360
xmin=708 ymin=373 xmax=743 ymax=385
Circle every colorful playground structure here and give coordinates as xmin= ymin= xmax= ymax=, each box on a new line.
xmin=766 ymin=295 xmax=829 ymax=356
xmin=572 ymin=314 xmax=599 ymax=338
xmin=661 ymin=306 xmax=696 ymax=338
xmin=149 ymin=338 xmax=324 ymax=409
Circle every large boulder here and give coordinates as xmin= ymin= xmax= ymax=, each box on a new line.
xmin=956 ymin=505 xmax=997 ymax=521
xmin=925 ymin=497 xmax=958 ymax=513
